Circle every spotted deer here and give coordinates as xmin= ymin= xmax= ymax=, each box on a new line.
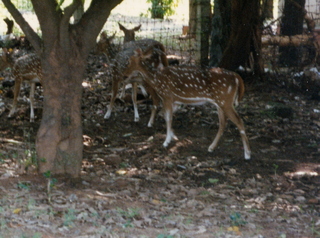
xmin=104 ymin=39 xmax=168 ymax=126
xmin=104 ymin=23 xmax=169 ymax=126
xmin=123 ymin=47 xmax=251 ymax=160
xmin=0 ymin=48 xmax=42 ymax=122
xmin=95 ymin=31 xmax=119 ymax=64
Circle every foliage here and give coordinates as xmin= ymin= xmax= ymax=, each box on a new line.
xmin=7 ymin=0 xmax=33 ymax=11
xmin=147 ymin=0 xmax=179 ymax=19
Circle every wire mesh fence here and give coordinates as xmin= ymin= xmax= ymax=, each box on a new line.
xmin=1 ymin=1 xmax=320 ymax=69
xmin=102 ymin=13 xmax=195 ymax=64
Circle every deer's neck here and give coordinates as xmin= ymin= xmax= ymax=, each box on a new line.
xmin=139 ymin=61 xmax=158 ymax=80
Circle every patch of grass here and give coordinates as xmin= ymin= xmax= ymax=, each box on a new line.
xmin=63 ymin=209 xmax=76 ymax=227
xmin=117 ymin=207 xmax=141 ymax=228
xmin=311 ymin=218 xmax=320 ymax=236
xmin=23 ymin=149 xmax=38 ymax=171
xmin=17 ymin=181 xmax=32 ymax=190
xmin=117 ymin=207 xmax=140 ymax=220
xmin=27 ymin=198 xmax=37 ymax=211
xmin=272 ymin=164 xmax=279 ymax=176
xmin=199 ymin=190 xmax=210 ymax=196
xmin=0 ymin=209 xmax=7 ymax=230
xmin=157 ymin=234 xmax=174 ymax=238
xmin=230 ymin=212 xmax=247 ymax=226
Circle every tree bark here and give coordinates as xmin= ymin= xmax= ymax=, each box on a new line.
xmin=279 ymin=0 xmax=306 ymax=67
xmin=218 ymin=0 xmax=262 ymax=76
xmin=262 ymin=34 xmax=314 ymax=46
xmin=210 ymin=0 xmax=231 ymax=66
xmin=194 ymin=0 xmax=211 ymax=67
xmin=36 ymin=51 xmax=85 ymax=176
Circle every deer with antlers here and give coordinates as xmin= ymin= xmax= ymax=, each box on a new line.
xmin=123 ymin=47 xmax=251 ymax=160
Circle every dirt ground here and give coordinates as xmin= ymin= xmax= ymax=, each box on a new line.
xmin=0 ymin=55 xmax=320 ymax=237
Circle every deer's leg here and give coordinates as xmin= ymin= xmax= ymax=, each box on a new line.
xmin=146 ymin=86 xmax=159 ymax=127
xmin=223 ymin=107 xmax=251 ymax=160
xmin=8 ymin=77 xmax=22 ymax=118
xmin=104 ymin=77 xmax=120 ymax=119
xmin=163 ymin=102 xmax=177 ymax=147
xmin=208 ymin=107 xmax=227 ymax=152
xmin=29 ymin=82 xmax=36 ymax=122
xmin=119 ymin=82 xmax=126 ymax=99
xmin=131 ymin=82 xmax=140 ymax=122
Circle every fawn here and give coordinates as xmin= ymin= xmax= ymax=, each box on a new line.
xmin=123 ymin=47 xmax=251 ymax=160
xmin=104 ymin=23 xmax=168 ymax=126
xmin=0 ymin=48 xmax=42 ymax=122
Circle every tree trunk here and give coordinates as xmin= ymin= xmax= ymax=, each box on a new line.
xmin=3 ymin=0 xmax=123 ymax=177
xmin=194 ymin=0 xmax=211 ymax=67
xmin=279 ymin=0 xmax=306 ymax=67
xmin=218 ymin=0 xmax=262 ymax=76
xmin=261 ymin=0 xmax=273 ymax=19
xmin=189 ymin=0 xmax=197 ymax=37
xmin=210 ymin=0 xmax=231 ymax=66
xmin=36 ymin=51 xmax=85 ymax=177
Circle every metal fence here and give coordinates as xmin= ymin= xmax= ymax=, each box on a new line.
xmin=102 ymin=13 xmax=196 ymax=64
xmin=3 ymin=0 xmax=320 ymax=69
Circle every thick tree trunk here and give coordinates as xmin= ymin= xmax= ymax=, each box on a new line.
xmin=36 ymin=51 xmax=85 ymax=177
xmin=261 ymin=0 xmax=273 ymax=19
xmin=279 ymin=0 xmax=306 ymax=67
xmin=218 ymin=0 xmax=262 ymax=76
xmin=210 ymin=0 xmax=231 ymax=66
xmin=3 ymin=0 xmax=123 ymax=177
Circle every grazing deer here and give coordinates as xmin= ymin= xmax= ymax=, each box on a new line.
xmin=0 ymin=48 xmax=42 ymax=122
xmin=104 ymin=23 xmax=169 ymax=125
xmin=123 ymin=48 xmax=251 ymax=160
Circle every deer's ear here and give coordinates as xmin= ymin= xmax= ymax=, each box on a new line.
xmin=118 ymin=22 xmax=125 ymax=31
xmin=133 ymin=24 xmax=141 ymax=31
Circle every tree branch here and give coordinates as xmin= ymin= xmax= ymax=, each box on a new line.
xmin=60 ymin=0 xmax=82 ymax=50
xmin=74 ymin=0 xmax=123 ymax=54
xmin=31 ymin=0 xmax=62 ymax=52
xmin=2 ymin=0 xmax=42 ymax=52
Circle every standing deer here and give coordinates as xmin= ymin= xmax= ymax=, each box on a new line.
xmin=104 ymin=23 xmax=169 ymax=126
xmin=104 ymin=39 xmax=168 ymax=126
xmin=123 ymin=47 xmax=251 ymax=160
xmin=0 ymin=48 xmax=42 ymax=122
